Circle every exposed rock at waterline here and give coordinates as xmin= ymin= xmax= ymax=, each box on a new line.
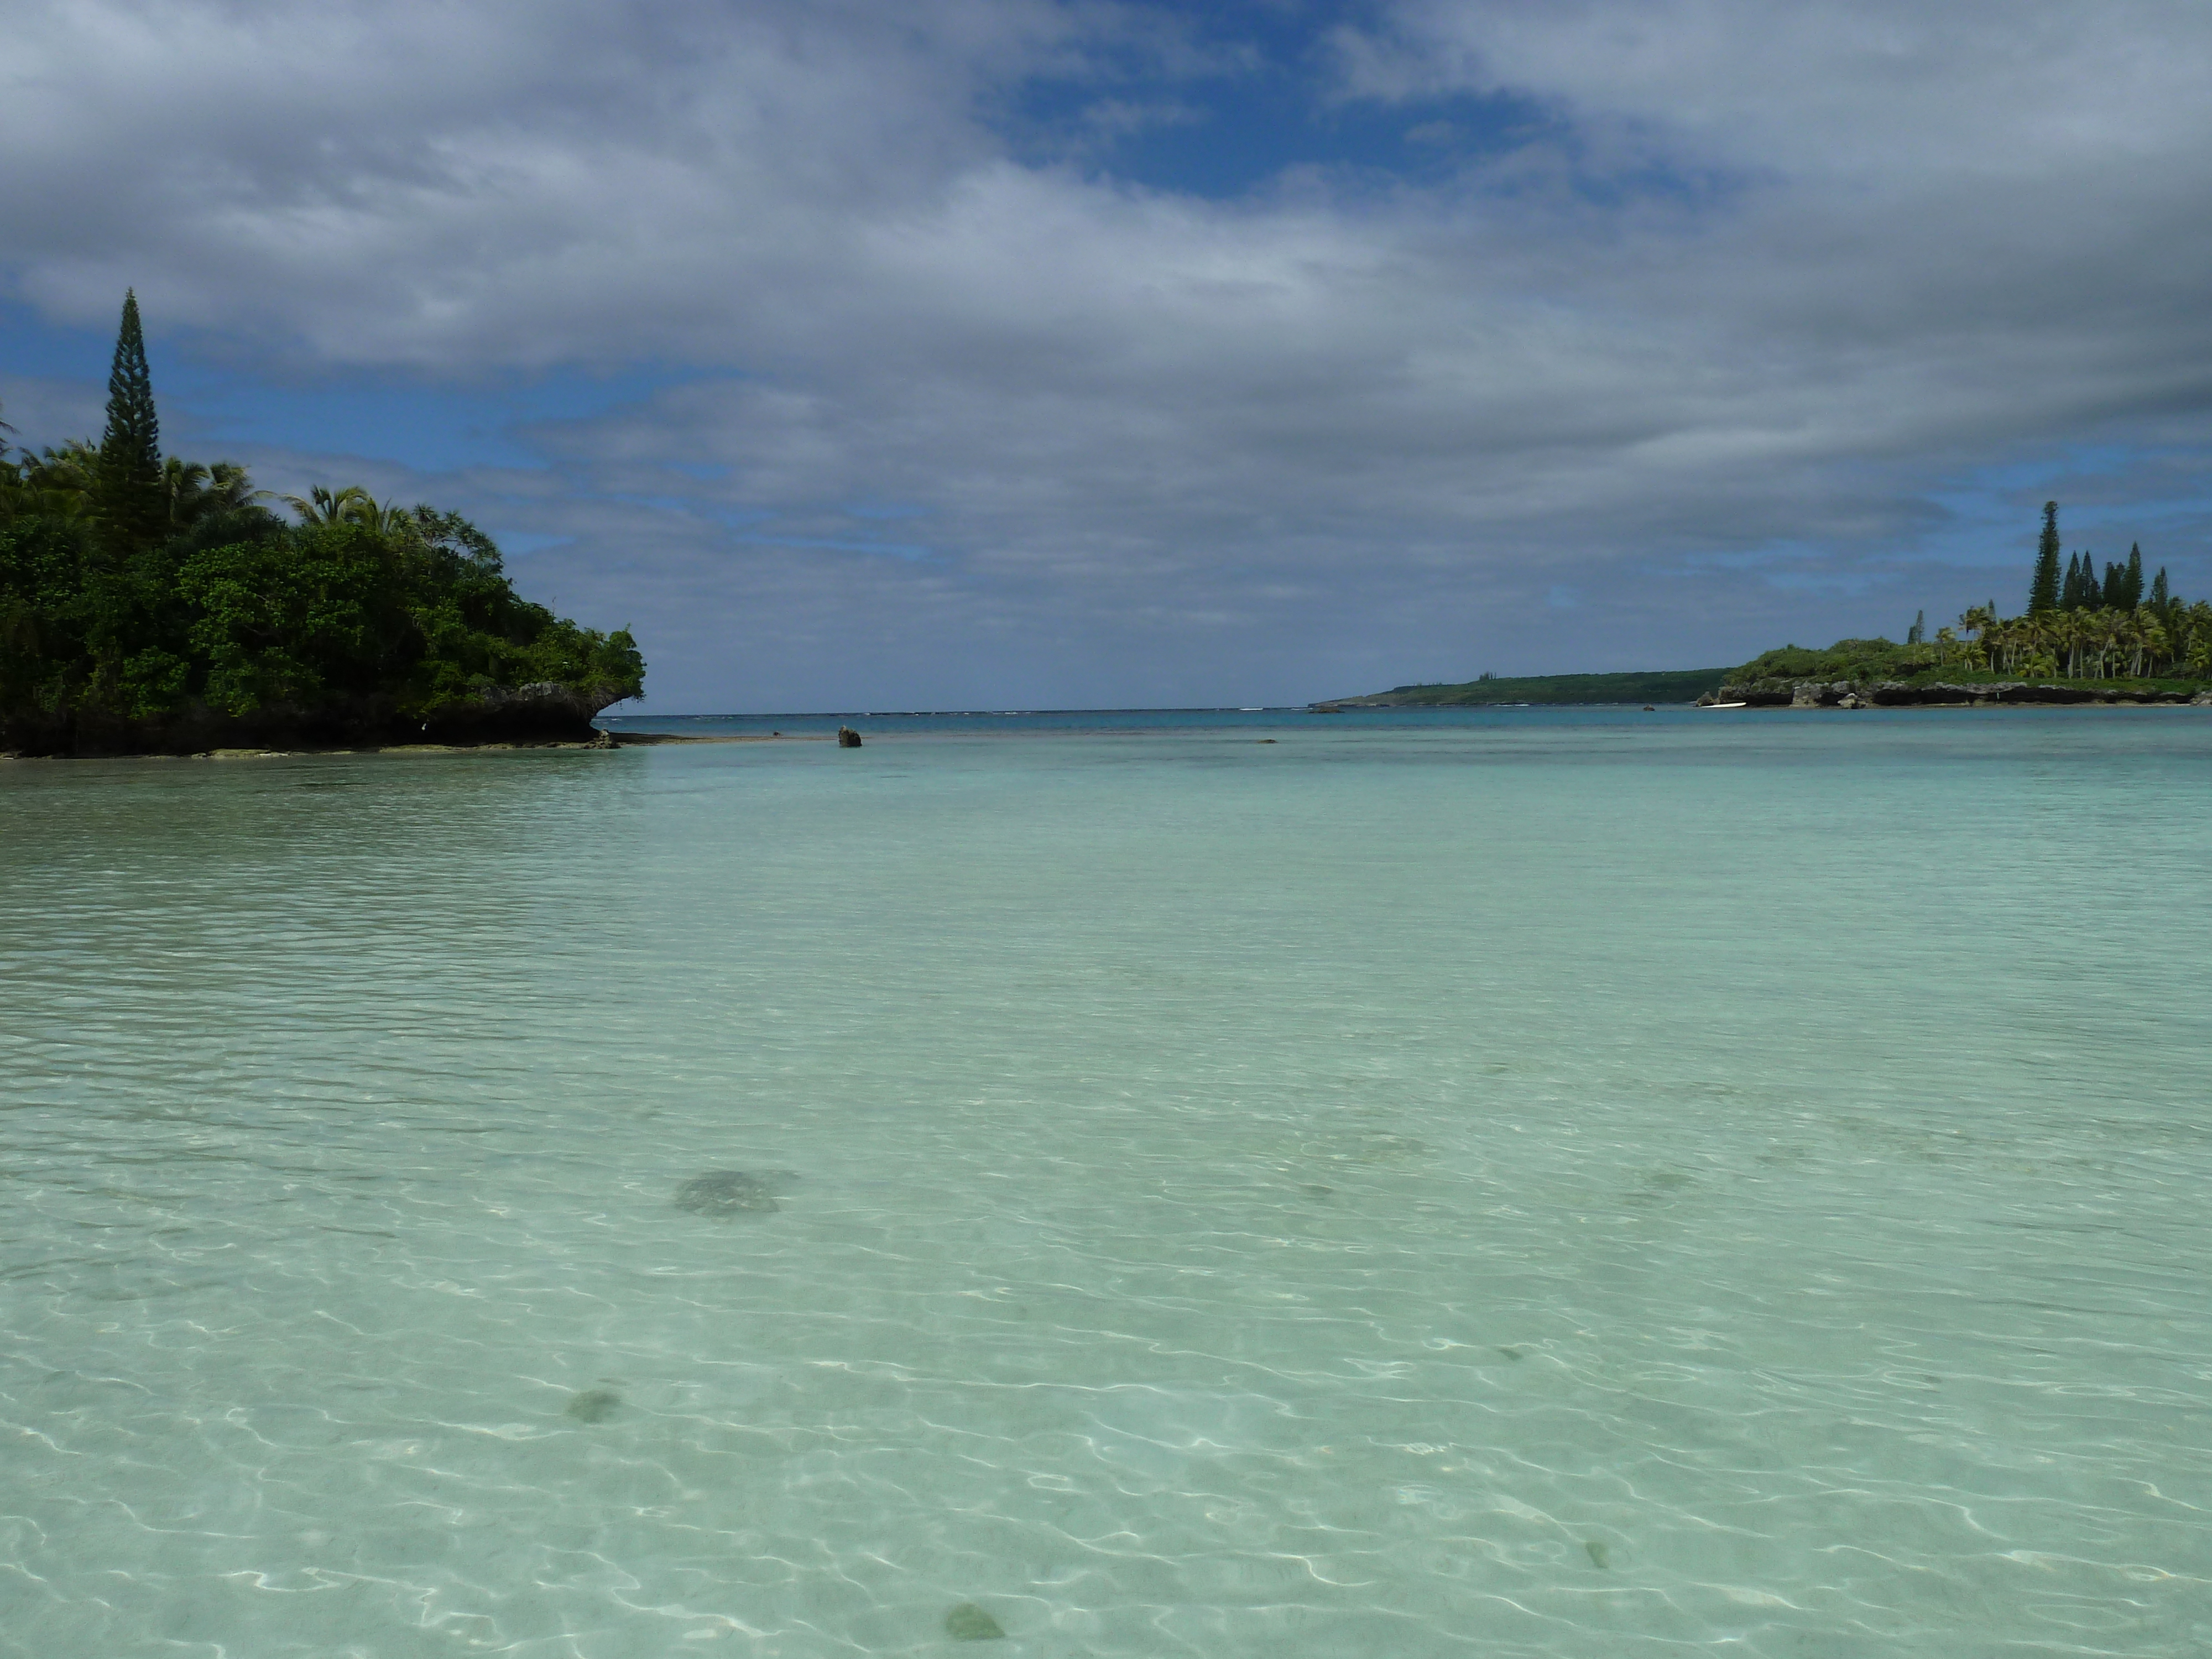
xmin=1705 ymin=679 xmax=2208 ymax=709
xmin=3 ymin=679 xmax=636 ymax=757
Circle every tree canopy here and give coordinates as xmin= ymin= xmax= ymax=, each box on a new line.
xmin=94 ymin=290 xmax=163 ymax=551
xmin=1728 ymin=502 xmax=2208 ymax=692
xmin=1 ymin=298 xmax=643 ymax=755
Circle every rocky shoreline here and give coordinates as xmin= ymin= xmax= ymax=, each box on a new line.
xmin=1 ymin=680 xmax=636 ymax=758
xmin=1702 ymin=679 xmax=2212 ymax=709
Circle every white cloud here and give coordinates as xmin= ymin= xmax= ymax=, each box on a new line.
xmin=6 ymin=0 xmax=2210 ymax=706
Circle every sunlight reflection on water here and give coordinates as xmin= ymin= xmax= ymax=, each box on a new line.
xmin=3 ymin=711 xmax=2209 ymax=1656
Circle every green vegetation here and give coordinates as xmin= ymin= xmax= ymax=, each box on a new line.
xmin=2 ymin=295 xmax=642 ymax=755
xmin=1331 ymin=667 xmax=1730 ymax=707
xmin=1724 ymin=502 xmax=2210 ymax=697
xmin=2028 ymin=500 xmax=2061 ymax=615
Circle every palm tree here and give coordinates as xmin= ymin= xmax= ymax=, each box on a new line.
xmin=280 ymin=483 xmax=419 ymax=536
xmin=163 ymin=457 xmax=267 ymax=528
xmin=2090 ymin=611 xmax=2125 ymax=679
xmin=205 ymin=462 xmax=260 ymax=514
xmin=2131 ymin=615 xmax=2168 ymax=679
xmin=161 ymin=457 xmax=210 ymax=526
xmin=2178 ymin=603 xmax=2212 ymax=677
xmin=6 ymin=442 xmax=99 ymax=524
xmin=341 ymin=495 xmax=416 ymax=536
xmin=1957 ymin=604 xmax=2007 ymax=673
xmin=2048 ymin=616 xmax=2075 ymax=678
xmin=281 ymin=483 xmax=376 ymax=525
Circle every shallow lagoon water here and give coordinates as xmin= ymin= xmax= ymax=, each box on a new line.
xmin=3 ymin=707 xmax=2209 ymax=1656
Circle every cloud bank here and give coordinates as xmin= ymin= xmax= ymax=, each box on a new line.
xmin=6 ymin=0 xmax=2210 ymax=707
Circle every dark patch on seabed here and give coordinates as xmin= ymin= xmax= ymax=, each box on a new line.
xmin=564 ymin=1387 xmax=622 ymax=1423
xmin=674 ymin=1168 xmax=799 ymax=1215
xmin=944 ymin=1602 xmax=1006 ymax=1640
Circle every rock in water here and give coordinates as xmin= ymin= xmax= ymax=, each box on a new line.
xmin=837 ymin=726 xmax=863 ymax=747
xmin=565 ymin=1387 xmax=621 ymax=1423
xmin=1584 ymin=1540 xmax=1611 ymax=1569
xmin=943 ymin=1603 xmax=1005 ymax=1641
xmin=674 ymin=1170 xmax=796 ymax=1215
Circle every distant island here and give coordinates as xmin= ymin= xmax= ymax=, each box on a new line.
xmin=1 ymin=293 xmax=643 ymax=758
xmin=1316 ymin=667 xmax=1728 ymax=708
xmin=1321 ymin=503 xmax=2212 ymax=711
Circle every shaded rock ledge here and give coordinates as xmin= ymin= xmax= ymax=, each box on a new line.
xmin=3 ymin=680 xmax=635 ymax=758
xmin=1702 ymin=680 xmax=2212 ymax=709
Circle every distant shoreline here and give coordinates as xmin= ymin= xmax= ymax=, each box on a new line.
xmin=1315 ymin=667 xmax=1729 ymax=709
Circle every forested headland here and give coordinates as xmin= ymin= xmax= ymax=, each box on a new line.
xmin=2 ymin=293 xmax=643 ymax=757
xmin=1716 ymin=502 xmax=2211 ymax=705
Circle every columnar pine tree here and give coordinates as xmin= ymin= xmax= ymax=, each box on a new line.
xmin=2150 ymin=566 xmax=2171 ymax=615
xmin=2028 ymin=502 xmax=2062 ymax=614
xmin=2101 ymin=559 xmax=2125 ymax=610
xmin=2060 ymin=552 xmax=2081 ymax=609
xmin=95 ymin=289 xmax=163 ymax=551
xmin=2123 ymin=544 xmax=2144 ymax=611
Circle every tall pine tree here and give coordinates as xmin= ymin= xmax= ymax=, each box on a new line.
xmin=2028 ymin=501 xmax=2062 ymax=614
xmin=2060 ymin=552 xmax=2081 ymax=609
xmin=2122 ymin=544 xmax=2144 ymax=611
xmin=2101 ymin=559 xmax=2125 ymax=610
xmin=95 ymin=289 xmax=163 ymax=551
xmin=2150 ymin=566 xmax=2171 ymax=616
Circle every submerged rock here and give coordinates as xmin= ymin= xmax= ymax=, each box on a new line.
xmin=674 ymin=1169 xmax=797 ymax=1216
xmin=565 ymin=1387 xmax=622 ymax=1423
xmin=1584 ymin=1540 xmax=1611 ymax=1569
xmin=943 ymin=1603 xmax=1005 ymax=1641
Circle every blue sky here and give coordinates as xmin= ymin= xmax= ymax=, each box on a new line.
xmin=7 ymin=0 xmax=2210 ymax=710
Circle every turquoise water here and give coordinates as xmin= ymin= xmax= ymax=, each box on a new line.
xmin=3 ymin=708 xmax=2209 ymax=1657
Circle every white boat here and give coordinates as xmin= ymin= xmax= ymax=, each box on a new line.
xmin=1702 ymin=700 xmax=1748 ymax=709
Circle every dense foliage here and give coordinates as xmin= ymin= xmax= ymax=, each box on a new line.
xmin=1730 ymin=503 xmax=2210 ymax=689
xmin=1 ymin=299 xmax=641 ymax=745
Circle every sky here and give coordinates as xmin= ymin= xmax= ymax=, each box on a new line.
xmin=6 ymin=0 xmax=2211 ymax=712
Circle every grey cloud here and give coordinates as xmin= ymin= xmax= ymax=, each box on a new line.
xmin=6 ymin=0 xmax=2210 ymax=706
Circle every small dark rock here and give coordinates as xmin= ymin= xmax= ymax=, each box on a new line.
xmin=837 ymin=726 xmax=863 ymax=747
